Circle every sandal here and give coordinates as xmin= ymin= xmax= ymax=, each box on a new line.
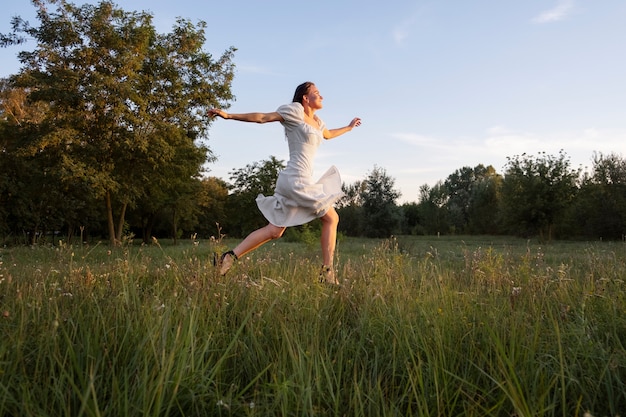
xmin=319 ymin=264 xmax=340 ymax=286
xmin=213 ymin=250 xmax=238 ymax=276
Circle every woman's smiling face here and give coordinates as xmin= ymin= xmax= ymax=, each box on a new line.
xmin=303 ymin=85 xmax=323 ymax=110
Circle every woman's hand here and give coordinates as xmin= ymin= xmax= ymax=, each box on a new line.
xmin=349 ymin=117 xmax=362 ymax=129
xmin=324 ymin=117 xmax=362 ymax=139
xmin=208 ymin=108 xmax=228 ymax=119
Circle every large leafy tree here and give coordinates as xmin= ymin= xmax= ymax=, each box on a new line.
xmin=0 ymin=79 xmax=83 ymax=244
xmin=444 ymin=164 xmax=502 ymax=234
xmin=500 ymin=151 xmax=580 ymax=240
xmin=0 ymin=81 xmax=36 ymax=239
xmin=2 ymin=0 xmax=235 ymax=245
xmin=466 ymin=166 xmax=502 ymax=234
xmin=444 ymin=164 xmax=502 ymax=233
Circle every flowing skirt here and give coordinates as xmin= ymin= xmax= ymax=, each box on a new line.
xmin=255 ymin=165 xmax=345 ymax=227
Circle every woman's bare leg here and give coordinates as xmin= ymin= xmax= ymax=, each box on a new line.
xmin=319 ymin=208 xmax=339 ymax=283
xmin=219 ymin=223 xmax=285 ymax=275
xmin=232 ymin=223 xmax=286 ymax=258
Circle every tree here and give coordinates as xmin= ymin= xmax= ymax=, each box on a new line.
xmin=443 ymin=164 xmax=502 ymax=234
xmin=337 ymin=180 xmax=365 ymax=209
xmin=416 ymin=182 xmax=449 ymax=235
xmin=500 ymin=151 xmax=580 ymax=241
xmin=195 ymin=176 xmax=229 ymax=238
xmin=400 ymin=202 xmax=421 ymax=235
xmin=569 ymin=152 xmax=626 ymax=239
xmin=359 ymin=166 xmax=402 ymax=238
xmin=466 ymin=167 xmax=502 ymax=234
xmin=336 ymin=180 xmax=365 ymax=236
xmin=0 ymin=78 xmax=81 ymax=244
xmin=2 ymin=0 xmax=235 ymax=245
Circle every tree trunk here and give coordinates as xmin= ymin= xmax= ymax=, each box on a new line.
xmin=142 ymin=213 xmax=156 ymax=244
xmin=548 ymin=223 xmax=553 ymax=243
xmin=172 ymin=207 xmax=178 ymax=245
xmin=115 ymin=202 xmax=128 ymax=243
xmin=65 ymin=224 xmax=75 ymax=244
xmin=28 ymin=227 xmax=38 ymax=245
xmin=105 ymin=191 xmax=118 ymax=246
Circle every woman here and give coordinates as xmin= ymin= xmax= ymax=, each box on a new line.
xmin=208 ymin=82 xmax=361 ymax=284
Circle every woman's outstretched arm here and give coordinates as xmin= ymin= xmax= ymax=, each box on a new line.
xmin=208 ymin=109 xmax=283 ymax=124
xmin=323 ymin=117 xmax=361 ymax=139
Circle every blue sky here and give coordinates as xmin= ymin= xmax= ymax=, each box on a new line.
xmin=2 ymin=1 xmax=625 ymax=203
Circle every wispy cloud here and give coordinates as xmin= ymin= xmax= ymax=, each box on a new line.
xmin=392 ymin=132 xmax=440 ymax=147
xmin=392 ymin=13 xmax=419 ymax=45
xmin=531 ymin=0 xmax=575 ymax=24
xmin=393 ymin=126 xmax=626 ymax=173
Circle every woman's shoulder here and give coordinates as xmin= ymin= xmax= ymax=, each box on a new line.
xmin=277 ymin=102 xmax=304 ymax=123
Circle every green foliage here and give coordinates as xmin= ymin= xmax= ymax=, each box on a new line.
xmin=500 ymin=151 xmax=581 ymax=240
xmin=0 ymin=236 xmax=624 ymax=416
xmin=193 ymin=177 xmax=229 ymax=238
xmin=224 ymin=156 xmax=285 ymax=237
xmin=567 ymin=152 xmax=626 ymax=239
xmin=336 ymin=180 xmax=365 ymax=236
xmin=359 ymin=166 xmax=402 ymax=238
xmin=415 ymin=182 xmax=450 ymax=235
xmin=444 ymin=164 xmax=502 ymax=234
xmin=0 ymin=0 xmax=235 ymax=245
xmin=282 ymin=222 xmax=320 ymax=247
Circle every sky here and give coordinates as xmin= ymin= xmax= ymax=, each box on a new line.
xmin=2 ymin=0 xmax=625 ymax=203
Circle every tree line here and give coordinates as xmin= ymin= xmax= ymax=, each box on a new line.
xmin=337 ymin=151 xmax=626 ymax=241
xmin=2 ymin=1 xmax=624 ymax=245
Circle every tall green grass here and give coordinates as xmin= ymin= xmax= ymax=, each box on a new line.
xmin=0 ymin=236 xmax=624 ymax=416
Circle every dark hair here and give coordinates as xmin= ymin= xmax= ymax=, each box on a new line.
xmin=292 ymin=81 xmax=314 ymax=104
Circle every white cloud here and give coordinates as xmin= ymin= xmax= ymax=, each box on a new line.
xmin=483 ymin=126 xmax=626 ymax=171
xmin=392 ymin=14 xmax=418 ymax=45
xmin=392 ymin=126 xmax=626 ymax=176
xmin=531 ymin=0 xmax=575 ymax=24
xmin=484 ymin=126 xmax=625 ymax=152
xmin=348 ymin=127 xmax=626 ymax=202
xmin=392 ymin=132 xmax=439 ymax=147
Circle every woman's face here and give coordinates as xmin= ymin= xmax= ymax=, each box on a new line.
xmin=303 ymin=85 xmax=323 ymax=110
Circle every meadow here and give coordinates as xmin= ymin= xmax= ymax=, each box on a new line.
xmin=0 ymin=235 xmax=624 ymax=416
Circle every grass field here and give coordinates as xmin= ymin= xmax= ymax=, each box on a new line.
xmin=0 ymin=235 xmax=624 ymax=416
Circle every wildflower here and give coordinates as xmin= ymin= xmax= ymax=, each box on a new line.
xmin=216 ymin=399 xmax=230 ymax=410
xmin=510 ymin=286 xmax=522 ymax=309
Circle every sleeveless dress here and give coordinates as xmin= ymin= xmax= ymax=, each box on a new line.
xmin=255 ymin=102 xmax=345 ymax=227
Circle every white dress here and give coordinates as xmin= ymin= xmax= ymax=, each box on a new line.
xmin=255 ymin=102 xmax=345 ymax=227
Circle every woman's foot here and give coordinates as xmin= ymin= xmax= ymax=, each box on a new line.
xmin=215 ymin=250 xmax=237 ymax=276
xmin=319 ymin=265 xmax=339 ymax=286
